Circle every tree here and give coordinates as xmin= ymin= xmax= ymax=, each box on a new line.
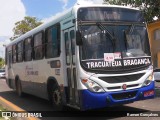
xmin=10 ymin=16 xmax=43 ymax=40
xmin=104 ymin=0 xmax=160 ymax=22
xmin=0 ymin=58 xmax=5 ymax=68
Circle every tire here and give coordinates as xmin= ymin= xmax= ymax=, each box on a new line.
xmin=16 ymin=79 xmax=24 ymax=97
xmin=50 ymin=85 xmax=63 ymax=111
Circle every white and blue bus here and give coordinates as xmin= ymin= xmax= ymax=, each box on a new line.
xmin=5 ymin=3 xmax=154 ymax=110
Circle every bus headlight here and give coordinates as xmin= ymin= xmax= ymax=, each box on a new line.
xmin=143 ymin=73 xmax=153 ymax=87
xmin=81 ymin=78 xmax=105 ymax=92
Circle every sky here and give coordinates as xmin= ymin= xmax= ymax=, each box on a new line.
xmin=0 ymin=0 xmax=104 ymax=58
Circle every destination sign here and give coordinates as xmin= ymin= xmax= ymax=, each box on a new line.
xmin=82 ymin=57 xmax=151 ymax=69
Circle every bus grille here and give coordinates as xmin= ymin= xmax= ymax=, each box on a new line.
xmin=99 ymin=73 xmax=144 ymax=84
xmin=107 ymin=84 xmax=139 ymax=90
xmin=111 ymin=91 xmax=138 ymax=100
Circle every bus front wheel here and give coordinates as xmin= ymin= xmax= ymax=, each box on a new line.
xmin=50 ymin=85 xmax=63 ymax=111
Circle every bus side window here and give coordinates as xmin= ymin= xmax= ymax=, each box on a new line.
xmin=5 ymin=48 xmax=7 ymax=65
xmin=8 ymin=51 xmax=12 ymax=68
xmin=17 ymin=41 xmax=23 ymax=62
xmin=33 ymin=32 xmax=44 ymax=60
xmin=12 ymin=44 xmax=17 ymax=63
xmin=45 ymin=24 xmax=60 ymax=58
xmin=24 ymin=37 xmax=32 ymax=61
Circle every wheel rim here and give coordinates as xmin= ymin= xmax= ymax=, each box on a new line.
xmin=53 ymin=89 xmax=61 ymax=105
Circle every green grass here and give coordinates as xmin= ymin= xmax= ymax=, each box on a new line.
xmin=0 ymin=106 xmax=15 ymax=120
xmin=0 ymin=105 xmax=8 ymax=120
xmin=0 ymin=105 xmax=7 ymax=111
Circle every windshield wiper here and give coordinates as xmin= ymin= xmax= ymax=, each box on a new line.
xmin=96 ymin=23 xmax=115 ymax=39
xmin=96 ymin=22 xmax=116 ymax=50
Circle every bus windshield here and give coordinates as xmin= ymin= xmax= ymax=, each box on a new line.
xmin=78 ymin=7 xmax=151 ymax=72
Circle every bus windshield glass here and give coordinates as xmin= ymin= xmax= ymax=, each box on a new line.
xmin=78 ymin=7 xmax=151 ymax=72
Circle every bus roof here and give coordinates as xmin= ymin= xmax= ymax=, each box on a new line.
xmin=74 ymin=3 xmax=139 ymax=11
xmin=6 ymin=4 xmax=140 ymax=47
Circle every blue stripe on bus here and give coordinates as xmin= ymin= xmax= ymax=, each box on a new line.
xmin=79 ymin=81 xmax=155 ymax=110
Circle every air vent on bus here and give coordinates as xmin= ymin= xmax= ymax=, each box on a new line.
xmin=99 ymin=73 xmax=144 ymax=84
xmin=111 ymin=91 xmax=138 ymax=100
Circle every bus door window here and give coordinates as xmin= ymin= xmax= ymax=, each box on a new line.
xmin=70 ymin=30 xmax=76 ymax=65
xmin=65 ymin=32 xmax=70 ymax=65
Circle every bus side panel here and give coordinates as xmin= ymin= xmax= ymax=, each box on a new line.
xmin=31 ymin=58 xmax=64 ymax=100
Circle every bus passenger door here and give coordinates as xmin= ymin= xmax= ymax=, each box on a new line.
xmin=64 ymin=28 xmax=78 ymax=105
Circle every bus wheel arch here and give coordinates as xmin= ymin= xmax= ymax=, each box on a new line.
xmin=15 ymin=76 xmax=24 ymax=97
xmin=47 ymin=77 xmax=63 ymax=110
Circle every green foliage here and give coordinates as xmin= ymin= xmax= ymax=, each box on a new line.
xmin=104 ymin=0 xmax=160 ymax=22
xmin=10 ymin=16 xmax=43 ymax=40
xmin=0 ymin=58 xmax=5 ymax=68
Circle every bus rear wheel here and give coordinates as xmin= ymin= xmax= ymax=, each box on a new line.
xmin=16 ymin=79 xmax=24 ymax=97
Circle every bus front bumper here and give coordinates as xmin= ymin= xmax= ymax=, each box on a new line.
xmin=79 ymin=81 xmax=155 ymax=110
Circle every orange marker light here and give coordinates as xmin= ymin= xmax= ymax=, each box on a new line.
xmin=82 ymin=79 xmax=88 ymax=83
